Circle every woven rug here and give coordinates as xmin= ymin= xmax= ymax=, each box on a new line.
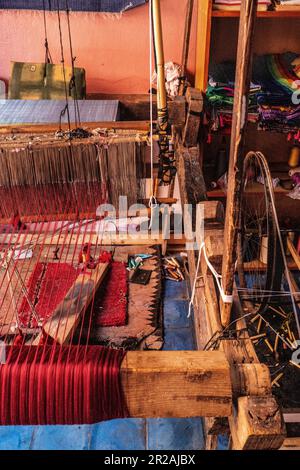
xmin=94 ymin=262 xmax=127 ymax=327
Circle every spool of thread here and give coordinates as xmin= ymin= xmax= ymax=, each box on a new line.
xmin=288 ymin=146 xmax=300 ymax=168
xmin=259 ymin=236 xmax=268 ymax=264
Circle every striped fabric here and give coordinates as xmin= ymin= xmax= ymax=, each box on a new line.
xmin=0 ymin=1 xmax=146 ymax=12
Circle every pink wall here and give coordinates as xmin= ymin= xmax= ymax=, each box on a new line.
xmin=0 ymin=1 xmax=197 ymax=94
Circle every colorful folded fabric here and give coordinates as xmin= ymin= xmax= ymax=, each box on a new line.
xmin=206 ymin=52 xmax=300 ymax=135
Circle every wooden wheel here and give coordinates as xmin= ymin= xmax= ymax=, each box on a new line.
xmin=237 ymin=152 xmax=284 ymax=315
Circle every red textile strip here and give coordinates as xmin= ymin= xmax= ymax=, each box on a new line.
xmin=94 ymin=262 xmax=127 ymax=327
xmin=19 ymin=262 xmax=80 ymax=328
xmin=0 ymin=346 xmax=128 ymax=425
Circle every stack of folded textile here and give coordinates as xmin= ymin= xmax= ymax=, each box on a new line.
xmin=255 ymin=53 xmax=300 ymax=134
xmin=275 ymin=0 xmax=300 ymax=11
xmin=206 ymin=52 xmax=300 ymax=137
xmin=213 ymin=0 xmax=272 ymax=11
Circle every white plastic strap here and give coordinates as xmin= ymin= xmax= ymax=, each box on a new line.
xmin=188 ymin=242 xmax=233 ymax=318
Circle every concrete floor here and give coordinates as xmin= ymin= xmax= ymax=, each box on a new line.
xmin=0 ymin=280 xmax=207 ymax=450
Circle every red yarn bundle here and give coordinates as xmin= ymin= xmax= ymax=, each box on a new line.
xmin=0 ymin=345 xmax=128 ymax=425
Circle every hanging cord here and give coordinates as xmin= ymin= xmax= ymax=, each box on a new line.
xmin=148 ymin=0 xmax=158 ymax=230
xmin=43 ymin=0 xmax=53 ymax=66
xmin=65 ymin=1 xmax=81 ymax=129
xmin=56 ymin=0 xmax=71 ymax=134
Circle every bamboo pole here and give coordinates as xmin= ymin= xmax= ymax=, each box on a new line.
xmin=220 ymin=0 xmax=258 ymax=327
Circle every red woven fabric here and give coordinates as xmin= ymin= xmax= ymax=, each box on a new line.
xmin=0 ymin=182 xmax=108 ymax=220
xmin=19 ymin=263 xmax=80 ymax=328
xmin=94 ymin=262 xmax=127 ymax=327
xmin=0 ymin=345 xmax=128 ymax=425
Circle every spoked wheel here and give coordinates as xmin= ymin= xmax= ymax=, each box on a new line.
xmin=237 ymin=151 xmax=284 ymax=315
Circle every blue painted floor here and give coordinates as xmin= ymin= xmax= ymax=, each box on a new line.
xmin=0 ymin=280 xmax=204 ymax=450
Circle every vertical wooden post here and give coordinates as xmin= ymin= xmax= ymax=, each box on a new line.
xmin=220 ymin=0 xmax=258 ymax=327
xmin=195 ymin=0 xmax=212 ymax=91
xmin=179 ymin=0 xmax=195 ymax=96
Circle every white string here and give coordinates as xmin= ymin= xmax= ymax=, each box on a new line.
xmin=148 ymin=0 xmax=157 ymax=230
xmin=188 ymin=242 xmax=233 ymax=318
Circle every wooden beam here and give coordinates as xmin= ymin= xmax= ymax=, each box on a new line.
xmin=43 ymin=263 xmax=109 ymax=344
xmin=121 ymin=350 xmax=232 ymax=418
xmin=230 ymin=396 xmax=286 ymax=450
xmin=220 ymin=0 xmax=258 ymax=327
xmin=195 ymin=0 xmax=212 ymax=91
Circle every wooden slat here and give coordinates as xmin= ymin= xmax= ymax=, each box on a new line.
xmin=43 ymin=263 xmax=109 ymax=344
xmin=121 ymin=350 xmax=232 ymax=418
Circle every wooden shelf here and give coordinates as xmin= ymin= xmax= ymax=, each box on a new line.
xmin=212 ymin=10 xmax=300 ymax=18
xmin=207 ymin=183 xmax=291 ymax=199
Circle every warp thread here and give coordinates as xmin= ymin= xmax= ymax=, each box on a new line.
xmin=0 ymin=345 xmax=128 ymax=425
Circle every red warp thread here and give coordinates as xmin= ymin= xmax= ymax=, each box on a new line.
xmin=94 ymin=262 xmax=128 ymax=327
xmin=0 ymin=346 xmax=128 ymax=425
